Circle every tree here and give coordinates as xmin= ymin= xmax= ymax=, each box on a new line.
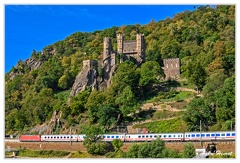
xmin=126 ymin=143 xmax=139 ymax=158
xmin=182 ymin=142 xmax=196 ymax=158
xmin=111 ymin=139 xmax=123 ymax=152
xmin=115 ymin=86 xmax=139 ymax=117
xmin=97 ymin=104 xmax=119 ymax=130
xmin=186 ymin=61 xmax=207 ymax=92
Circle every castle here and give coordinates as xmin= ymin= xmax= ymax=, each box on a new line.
xmin=70 ymin=33 xmax=180 ymax=96
xmin=103 ymin=33 xmax=145 ymax=67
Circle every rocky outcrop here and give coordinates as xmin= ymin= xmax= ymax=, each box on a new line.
xmin=70 ymin=60 xmax=98 ymax=96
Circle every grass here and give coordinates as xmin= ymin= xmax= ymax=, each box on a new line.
xmin=146 ymin=91 xmax=195 ymax=103
xmin=132 ymin=117 xmax=188 ymax=133
xmin=17 ymin=149 xmax=70 ymax=158
xmin=152 ymin=110 xmax=184 ymax=120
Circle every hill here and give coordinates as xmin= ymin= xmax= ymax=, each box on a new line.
xmin=5 ymin=5 xmax=235 ymax=136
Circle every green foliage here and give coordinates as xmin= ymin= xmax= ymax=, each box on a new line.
xmin=182 ymin=143 xmax=196 ymax=158
xmin=17 ymin=149 xmax=70 ymax=158
xmin=111 ymin=139 xmax=123 ymax=152
xmin=133 ymin=118 xmax=187 ymax=133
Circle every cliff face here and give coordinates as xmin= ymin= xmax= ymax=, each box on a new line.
xmin=70 ymin=60 xmax=98 ymax=96
xmin=9 ymin=57 xmax=44 ymax=80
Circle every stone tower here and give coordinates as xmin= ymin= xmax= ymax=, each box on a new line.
xmin=136 ymin=33 xmax=145 ymax=62
xmin=163 ymin=58 xmax=180 ymax=80
xmin=103 ymin=37 xmax=112 ymax=65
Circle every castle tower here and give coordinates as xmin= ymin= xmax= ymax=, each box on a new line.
xmin=103 ymin=37 xmax=112 ymax=65
xmin=117 ymin=33 xmax=124 ymax=54
xmin=163 ymin=58 xmax=180 ymax=80
xmin=136 ymin=33 xmax=145 ymax=62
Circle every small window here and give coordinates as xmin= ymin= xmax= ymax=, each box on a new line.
xmin=45 ymin=137 xmax=47 ymax=139
xmin=54 ymin=137 xmax=56 ymax=139
xmin=146 ymin=135 xmax=149 ymax=138
xmin=64 ymin=137 xmax=66 ymax=139
xmin=206 ymin=134 xmax=210 ymax=137
xmin=116 ymin=136 xmax=119 ymax=138
xmin=226 ymin=133 xmax=230 ymax=136
xmin=50 ymin=137 xmax=53 ymax=139
xmin=173 ymin=135 xmax=176 ymax=137
xmin=191 ymin=134 xmax=195 ymax=137
xmin=154 ymin=135 xmax=157 ymax=138
xmin=168 ymin=135 xmax=171 ymax=138
xmin=221 ymin=133 xmax=225 ymax=136
xmin=142 ymin=136 xmax=145 ymax=138
xmin=150 ymin=135 xmax=152 ymax=138
xmin=232 ymin=133 xmax=235 ymax=136
xmin=57 ymin=137 xmax=59 ymax=139
xmin=216 ymin=134 xmax=220 ymax=137
xmin=196 ymin=134 xmax=200 ymax=137
xmin=159 ymin=135 xmax=162 ymax=138
xmin=60 ymin=137 xmax=62 ymax=138
xmin=67 ymin=136 xmax=69 ymax=138
xmin=83 ymin=136 xmax=86 ymax=138
xmin=111 ymin=136 xmax=114 ymax=138
xmin=138 ymin=135 xmax=141 ymax=138
xmin=188 ymin=135 xmax=190 ymax=137
xmin=211 ymin=134 xmax=215 ymax=137
xmin=107 ymin=136 xmax=110 ymax=138
xmin=103 ymin=136 xmax=105 ymax=138
xmin=164 ymin=135 xmax=166 ymax=138
xmin=201 ymin=134 xmax=205 ymax=137
xmin=178 ymin=135 xmax=180 ymax=138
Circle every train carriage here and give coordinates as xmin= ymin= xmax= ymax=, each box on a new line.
xmin=41 ymin=134 xmax=78 ymax=142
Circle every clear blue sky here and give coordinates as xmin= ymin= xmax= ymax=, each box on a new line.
xmin=5 ymin=4 xmax=206 ymax=73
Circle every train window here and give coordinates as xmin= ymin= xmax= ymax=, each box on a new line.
xmin=173 ymin=135 xmax=175 ymax=137
xmin=64 ymin=136 xmax=66 ymax=138
xmin=51 ymin=137 xmax=53 ymax=139
xmin=57 ymin=137 xmax=59 ymax=139
xmin=159 ymin=135 xmax=162 ymax=138
xmin=146 ymin=135 xmax=149 ymax=138
xmin=164 ymin=135 xmax=166 ymax=138
xmin=150 ymin=135 xmax=152 ymax=138
xmin=45 ymin=137 xmax=47 ymax=139
xmin=216 ymin=134 xmax=220 ymax=137
xmin=142 ymin=136 xmax=145 ymax=138
xmin=54 ymin=137 xmax=56 ymax=139
xmin=191 ymin=134 xmax=195 ymax=137
xmin=103 ymin=136 xmax=105 ymax=138
xmin=232 ymin=133 xmax=235 ymax=136
xmin=206 ymin=134 xmax=210 ymax=137
xmin=83 ymin=136 xmax=86 ymax=138
xmin=71 ymin=136 xmax=73 ymax=138
xmin=67 ymin=136 xmax=69 ymax=138
xmin=60 ymin=137 xmax=62 ymax=138
xmin=116 ymin=136 xmax=119 ymax=138
xmin=107 ymin=136 xmax=110 ymax=138
xmin=196 ymin=134 xmax=200 ymax=137
xmin=221 ymin=133 xmax=225 ymax=136
xmin=168 ymin=135 xmax=171 ymax=138
xmin=201 ymin=134 xmax=205 ymax=137
xmin=211 ymin=134 xmax=215 ymax=137
xmin=178 ymin=135 xmax=180 ymax=138
xmin=138 ymin=135 xmax=141 ymax=138
xmin=227 ymin=133 xmax=230 ymax=136
xmin=111 ymin=136 xmax=114 ymax=138
xmin=154 ymin=135 xmax=157 ymax=138
xmin=188 ymin=135 xmax=190 ymax=137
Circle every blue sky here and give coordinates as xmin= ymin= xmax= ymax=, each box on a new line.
xmin=4 ymin=4 xmax=206 ymax=73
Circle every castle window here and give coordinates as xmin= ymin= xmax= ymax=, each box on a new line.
xmin=171 ymin=64 xmax=173 ymax=68
xmin=166 ymin=64 xmax=168 ymax=68
xmin=176 ymin=64 xmax=178 ymax=67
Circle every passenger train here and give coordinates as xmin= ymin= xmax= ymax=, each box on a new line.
xmin=18 ymin=131 xmax=235 ymax=142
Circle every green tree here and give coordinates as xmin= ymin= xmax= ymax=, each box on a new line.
xmin=182 ymin=142 xmax=196 ymax=158
xmin=126 ymin=143 xmax=139 ymax=158
xmin=186 ymin=61 xmax=207 ymax=92
xmin=111 ymin=139 xmax=124 ymax=152
xmin=115 ymin=86 xmax=139 ymax=117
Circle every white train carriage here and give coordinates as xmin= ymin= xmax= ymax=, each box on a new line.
xmin=102 ymin=134 xmax=126 ymax=142
xmin=124 ymin=133 xmax=184 ymax=142
xmin=184 ymin=131 xmax=236 ymax=141
xmin=41 ymin=134 xmax=78 ymax=142
xmin=77 ymin=134 xmax=86 ymax=142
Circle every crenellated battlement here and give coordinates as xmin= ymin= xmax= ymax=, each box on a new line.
xmin=163 ymin=58 xmax=180 ymax=80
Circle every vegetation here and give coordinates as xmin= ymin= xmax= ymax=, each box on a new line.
xmin=17 ymin=149 xmax=70 ymax=158
xmin=5 ymin=5 xmax=235 ymax=141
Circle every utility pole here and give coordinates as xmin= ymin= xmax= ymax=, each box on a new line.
xmin=200 ymin=120 xmax=203 ymax=148
xmin=70 ymin=127 xmax=72 ymax=145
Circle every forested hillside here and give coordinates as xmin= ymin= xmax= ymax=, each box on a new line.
xmin=5 ymin=5 xmax=235 ymax=135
